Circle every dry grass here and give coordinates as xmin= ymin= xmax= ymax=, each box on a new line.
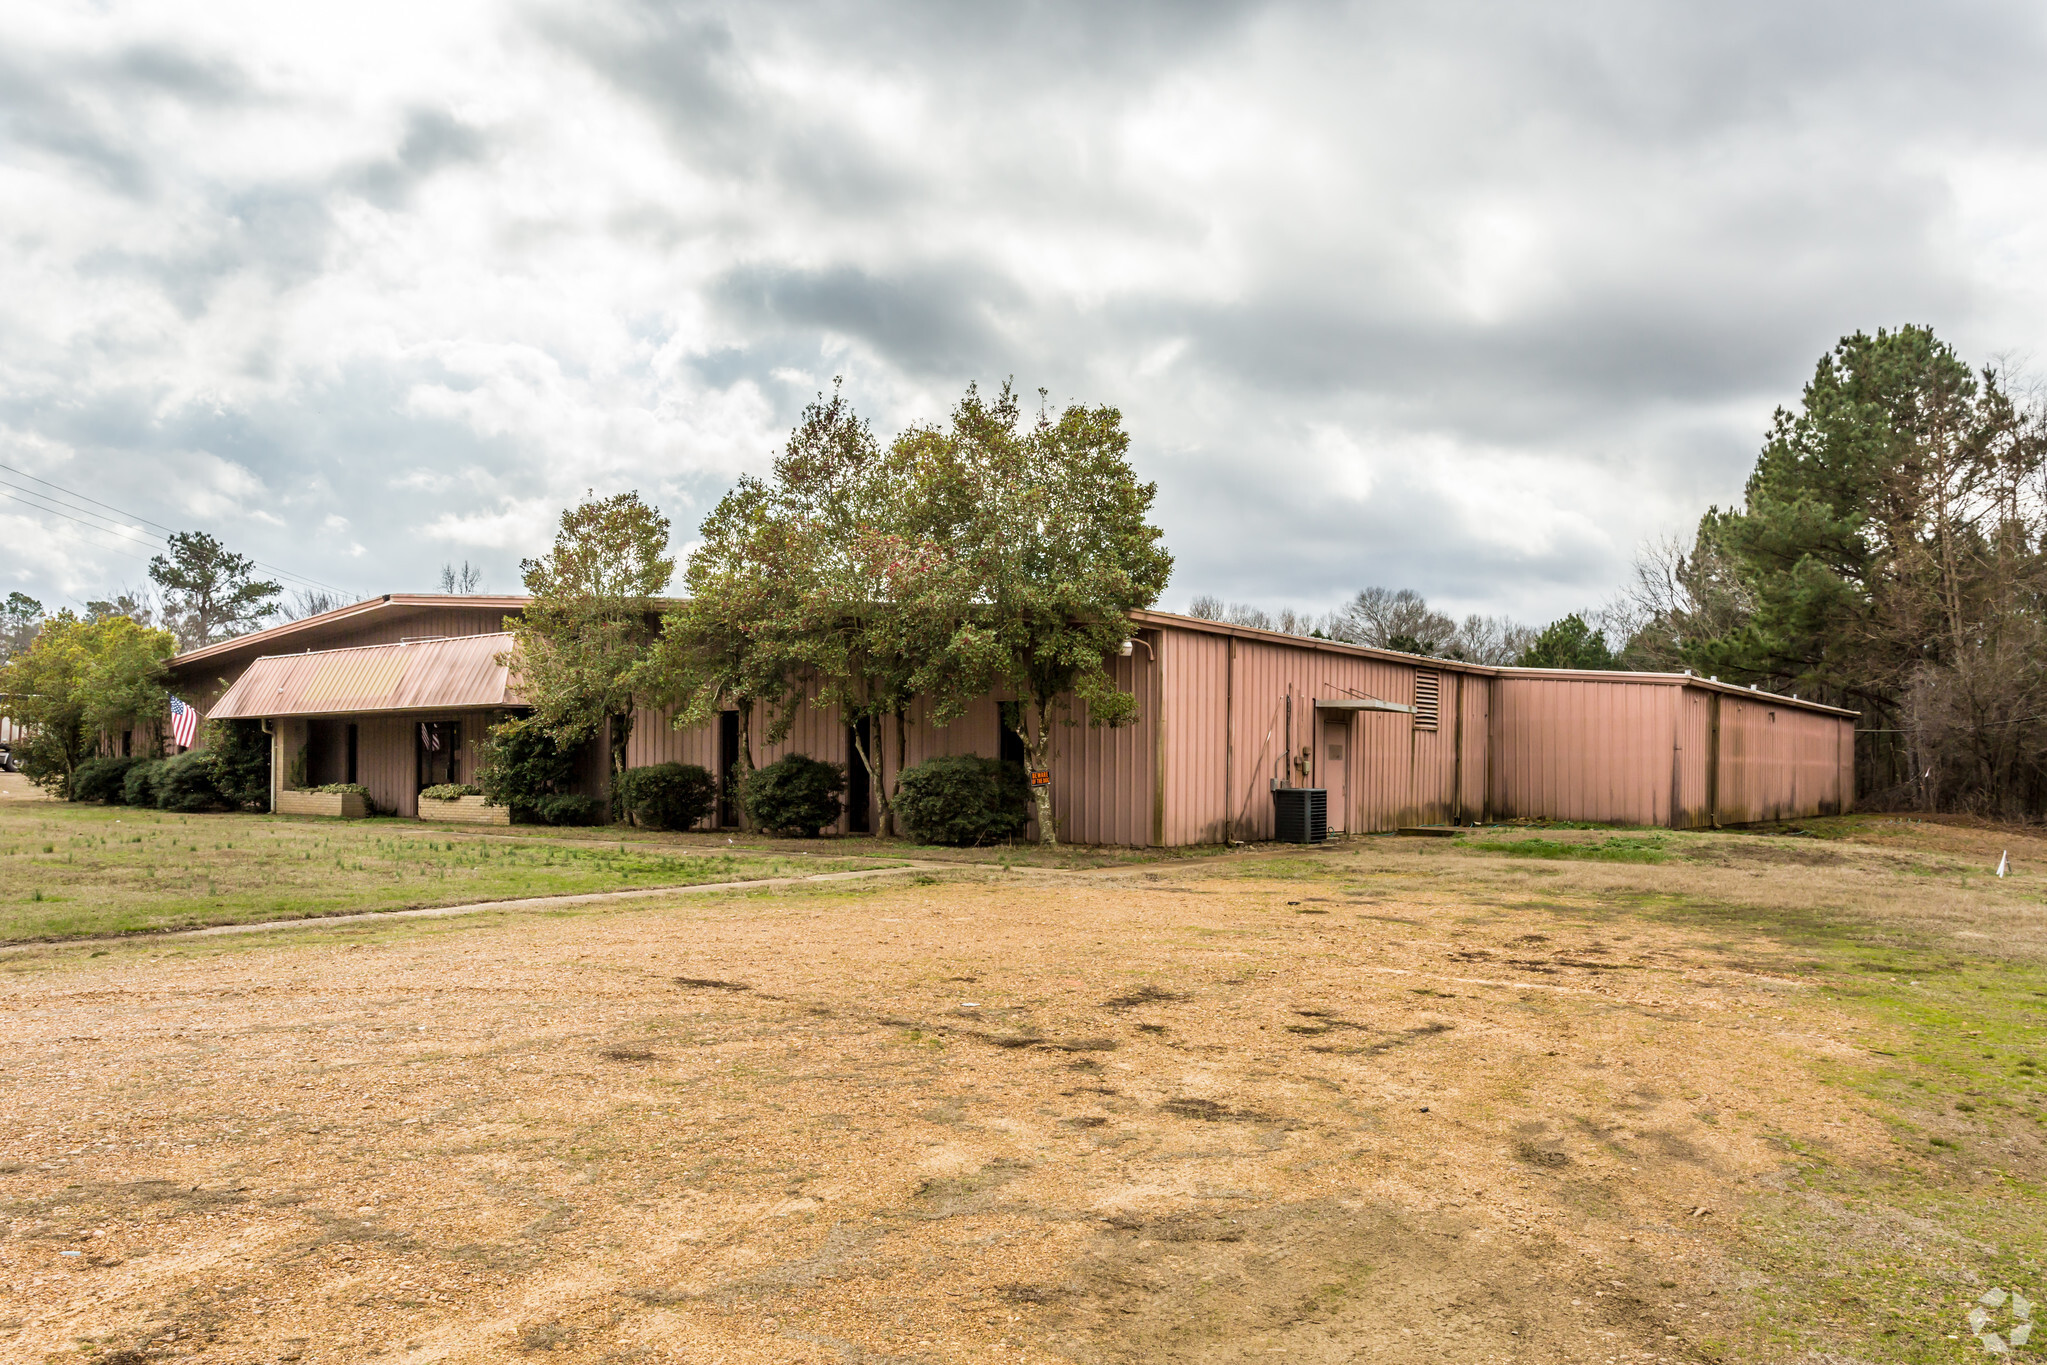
xmin=1 ymin=816 xmax=2044 ymax=1363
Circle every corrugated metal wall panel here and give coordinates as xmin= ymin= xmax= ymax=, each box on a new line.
xmin=1166 ymin=632 xmax=1466 ymax=840
xmin=1160 ymin=628 xmax=1230 ymax=845
xmin=300 ymin=608 xmax=518 ymax=649
xmin=1489 ymin=677 xmax=1681 ymax=827
xmin=1675 ymin=688 xmax=1712 ymax=827
xmin=1043 ymin=652 xmax=1154 ymax=846
xmin=1715 ymin=695 xmax=1851 ymax=823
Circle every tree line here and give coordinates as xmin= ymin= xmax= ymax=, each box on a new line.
xmin=1186 ymin=586 xmax=1613 ymax=668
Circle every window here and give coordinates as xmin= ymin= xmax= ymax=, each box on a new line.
xmin=417 ymin=720 xmax=462 ymax=788
xmin=1413 ymin=671 xmax=1440 ymax=730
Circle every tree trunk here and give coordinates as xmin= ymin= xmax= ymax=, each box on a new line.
xmin=736 ymin=701 xmax=756 ymax=831
xmin=1013 ymin=702 xmax=1057 ymax=847
xmin=884 ymin=708 xmax=908 ymax=837
xmin=609 ymin=711 xmax=632 ymax=824
xmin=849 ymin=712 xmax=886 ymax=837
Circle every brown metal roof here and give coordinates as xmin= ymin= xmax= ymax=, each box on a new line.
xmin=170 ymin=594 xmax=534 ymax=670
xmin=1130 ymin=609 xmax=1857 ymax=717
xmin=207 ymin=633 xmax=519 ymax=719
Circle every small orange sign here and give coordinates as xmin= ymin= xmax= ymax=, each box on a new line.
xmin=1030 ymin=770 xmax=1051 ymax=787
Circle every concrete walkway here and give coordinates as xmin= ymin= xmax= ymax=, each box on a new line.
xmin=0 ymin=828 xmax=1322 ymax=954
xmin=3 ymin=861 xmax=967 ymax=952
xmin=0 ymin=772 xmax=54 ymax=802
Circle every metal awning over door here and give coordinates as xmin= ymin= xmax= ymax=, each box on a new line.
xmin=1314 ymin=697 xmax=1413 ymax=714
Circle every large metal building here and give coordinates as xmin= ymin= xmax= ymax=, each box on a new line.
xmin=168 ymin=595 xmax=1856 ymax=842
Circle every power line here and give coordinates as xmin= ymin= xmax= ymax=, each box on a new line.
xmin=0 ymin=489 xmax=340 ymax=599
xmin=0 ymin=488 xmax=167 ymax=558
xmin=0 ymin=478 xmax=173 ymax=554
xmin=0 ymin=463 xmax=351 ymax=596
xmin=0 ymin=459 xmax=181 ymax=536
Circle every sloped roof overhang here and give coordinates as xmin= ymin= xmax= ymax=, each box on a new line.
xmin=207 ymin=633 xmax=519 ymax=719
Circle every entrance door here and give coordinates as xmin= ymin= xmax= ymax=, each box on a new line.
xmin=1319 ymin=713 xmax=1352 ymax=834
xmin=417 ymin=720 xmax=461 ymax=789
xmin=717 ymin=710 xmax=741 ymax=827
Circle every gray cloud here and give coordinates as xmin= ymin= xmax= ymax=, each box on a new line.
xmin=710 ymin=261 xmax=1024 ymax=377
xmin=4 ymin=0 xmax=2047 ymax=627
xmin=348 ymin=109 xmax=491 ymax=209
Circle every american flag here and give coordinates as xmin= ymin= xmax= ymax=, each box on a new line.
xmin=419 ymin=722 xmax=441 ymax=752
xmin=168 ymin=696 xmax=198 ymax=749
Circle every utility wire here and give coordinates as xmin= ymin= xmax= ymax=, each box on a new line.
xmin=0 ymin=462 xmax=351 ymax=596
xmin=0 ymin=459 xmax=182 ymax=535
xmin=1857 ymin=716 xmax=2047 ymax=732
xmin=0 ymin=478 xmax=184 ymax=556
xmin=0 ymin=488 xmax=167 ymax=558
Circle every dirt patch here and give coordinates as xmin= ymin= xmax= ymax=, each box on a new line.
xmin=4 ymin=822 xmax=2039 ymax=1362
xmin=1101 ymin=984 xmax=1187 ymax=1009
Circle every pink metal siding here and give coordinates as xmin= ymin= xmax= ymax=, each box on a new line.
xmin=359 ymin=716 xmax=417 ymax=818
xmin=628 ymin=655 xmax=1159 ymax=845
xmin=1159 ymin=627 xmax=1231 ymax=845
xmin=1046 ymin=652 xmax=1155 ymax=846
xmin=203 ymin=596 xmax=1860 ymax=842
xmin=1714 ymin=692 xmax=1851 ymax=823
xmin=1675 ymin=687 xmax=1713 ymax=827
xmin=1487 ymin=676 xmax=1680 ymax=826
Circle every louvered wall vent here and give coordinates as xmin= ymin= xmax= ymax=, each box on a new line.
xmin=1413 ymin=671 xmax=1440 ymax=730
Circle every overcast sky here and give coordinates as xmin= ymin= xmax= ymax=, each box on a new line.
xmin=4 ymin=0 xmax=2045 ymax=625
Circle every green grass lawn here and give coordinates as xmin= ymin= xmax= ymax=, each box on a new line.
xmin=0 ymin=802 xmax=898 ymax=942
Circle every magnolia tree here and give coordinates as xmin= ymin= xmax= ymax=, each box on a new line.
xmin=504 ymin=493 xmax=675 ymax=806
xmin=666 ymin=380 xmax=1170 ymax=845
xmin=649 ymin=384 xmax=989 ymax=834
xmin=906 ymin=383 xmax=1173 ymax=844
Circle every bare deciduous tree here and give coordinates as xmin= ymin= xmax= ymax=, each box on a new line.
xmin=278 ymin=588 xmax=346 ymax=621
xmin=439 ymin=560 xmax=483 ymax=594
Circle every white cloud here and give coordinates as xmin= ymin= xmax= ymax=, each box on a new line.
xmin=1 ymin=0 xmax=2044 ymax=627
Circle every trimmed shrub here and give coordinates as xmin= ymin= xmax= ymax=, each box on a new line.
xmin=893 ymin=754 xmax=1031 ymax=846
xmin=420 ymin=783 xmax=483 ymax=801
xmin=740 ymin=754 xmax=844 ymax=837
xmin=206 ymin=719 xmax=272 ymax=812
xmin=530 ymin=793 xmax=604 ymax=826
xmin=71 ymin=756 xmax=140 ymax=805
xmin=123 ymin=759 xmax=169 ymax=809
xmin=618 ymin=762 xmax=716 ymax=831
xmin=478 ymin=718 xmax=595 ymax=825
xmin=157 ymin=751 xmax=225 ymax=813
